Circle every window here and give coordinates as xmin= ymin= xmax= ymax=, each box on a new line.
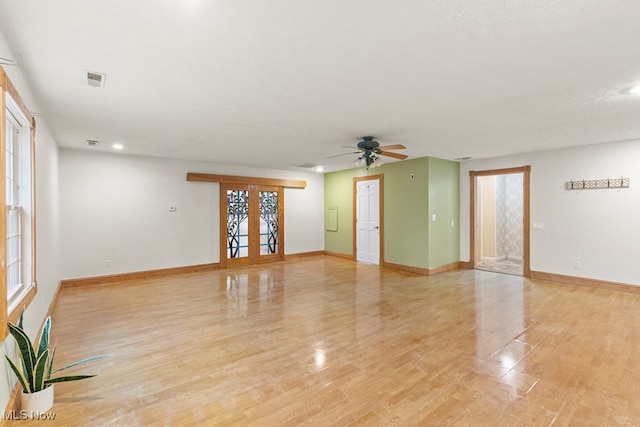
xmin=1 ymin=68 xmax=36 ymax=337
xmin=5 ymin=113 xmax=22 ymax=300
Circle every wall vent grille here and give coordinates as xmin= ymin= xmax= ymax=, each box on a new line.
xmin=87 ymin=71 xmax=106 ymax=88
xmin=292 ymin=162 xmax=320 ymax=169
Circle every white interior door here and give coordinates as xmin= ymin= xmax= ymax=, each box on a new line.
xmin=356 ymin=179 xmax=380 ymax=264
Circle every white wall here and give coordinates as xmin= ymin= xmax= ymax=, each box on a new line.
xmin=460 ymin=140 xmax=640 ymax=285
xmin=33 ymin=121 xmax=61 ymax=317
xmin=59 ymin=149 xmax=324 ymax=279
xmin=0 ymin=35 xmax=61 ymax=410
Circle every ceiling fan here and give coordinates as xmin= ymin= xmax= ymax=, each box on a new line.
xmin=328 ymin=136 xmax=408 ymax=168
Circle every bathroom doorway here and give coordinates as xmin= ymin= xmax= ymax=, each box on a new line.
xmin=470 ymin=166 xmax=531 ymax=277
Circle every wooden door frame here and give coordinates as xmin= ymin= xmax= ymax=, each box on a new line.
xmin=469 ymin=166 xmax=531 ymax=277
xmin=352 ymin=174 xmax=384 ymax=263
xmin=220 ymin=183 xmax=284 ymax=268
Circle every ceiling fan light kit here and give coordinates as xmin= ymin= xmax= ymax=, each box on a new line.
xmin=354 ymin=154 xmax=383 ymax=169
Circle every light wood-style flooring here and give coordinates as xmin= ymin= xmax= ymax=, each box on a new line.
xmin=476 ymin=258 xmax=523 ymax=276
xmin=10 ymin=255 xmax=640 ymax=425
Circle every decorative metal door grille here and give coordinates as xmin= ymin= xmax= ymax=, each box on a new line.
xmin=227 ymin=190 xmax=249 ymax=258
xmin=259 ymin=191 xmax=278 ymax=254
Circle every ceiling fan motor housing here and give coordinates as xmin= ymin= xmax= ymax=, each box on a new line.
xmin=357 ymin=136 xmax=381 ymax=154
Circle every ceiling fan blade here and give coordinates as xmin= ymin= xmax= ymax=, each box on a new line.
xmin=380 ymin=151 xmax=408 ymax=159
xmin=378 ymin=144 xmax=406 ymax=150
xmin=327 ymin=151 xmax=360 ymax=159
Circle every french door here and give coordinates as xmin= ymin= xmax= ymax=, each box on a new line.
xmin=220 ymin=183 xmax=284 ymax=268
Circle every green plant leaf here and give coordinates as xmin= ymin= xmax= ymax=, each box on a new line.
xmin=33 ymin=349 xmax=49 ymax=392
xmin=17 ymin=309 xmax=24 ymax=330
xmin=45 ymin=374 xmax=96 ymax=385
xmin=5 ymin=355 xmax=30 ymax=393
xmin=7 ymin=322 xmax=36 ymax=391
xmin=46 ymin=345 xmax=56 ymax=380
xmin=51 ymin=355 xmax=108 ymax=375
xmin=36 ymin=317 xmax=51 ymax=358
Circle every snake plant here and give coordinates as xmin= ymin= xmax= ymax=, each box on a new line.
xmin=5 ymin=311 xmax=105 ymax=393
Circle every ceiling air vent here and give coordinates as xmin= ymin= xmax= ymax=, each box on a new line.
xmin=292 ymin=162 xmax=321 ymax=169
xmin=87 ymin=71 xmax=106 ymax=88
xmin=86 ymin=139 xmax=99 ymax=147
xmin=292 ymin=162 xmax=323 ymax=172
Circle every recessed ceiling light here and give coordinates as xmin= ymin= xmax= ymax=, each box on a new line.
xmin=112 ymin=143 xmax=124 ymax=150
xmin=620 ymin=84 xmax=640 ymax=95
xmin=314 ymin=166 xmax=324 ymax=172
xmin=628 ymin=84 xmax=640 ymax=95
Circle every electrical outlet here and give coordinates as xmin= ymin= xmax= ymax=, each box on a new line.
xmin=573 ymin=260 xmax=581 ymax=269
xmin=106 ymin=259 xmax=112 ymax=268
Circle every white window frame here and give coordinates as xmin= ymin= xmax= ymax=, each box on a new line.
xmin=1 ymin=69 xmax=36 ymax=338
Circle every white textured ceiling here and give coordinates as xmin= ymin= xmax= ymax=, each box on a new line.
xmin=1 ymin=1 xmax=640 ymax=172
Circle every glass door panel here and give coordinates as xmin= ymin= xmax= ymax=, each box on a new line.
xmin=259 ymin=190 xmax=278 ymax=255
xmin=226 ymin=189 xmax=249 ymax=260
xmin=255 ymin=185 xmax=283 ymax=264
xmin=222 ymin=184 xmax=251 ymax=268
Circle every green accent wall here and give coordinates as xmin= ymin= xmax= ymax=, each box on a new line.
xmin=323 ymin=168 xmax=370 ymax=255
xmin=382 ymin=158 xmax=430 ymax=267
xmin=427 ymin=157 xmax=460 ymax=268
xmin=324 ymin=156 xmax=460 ymax=270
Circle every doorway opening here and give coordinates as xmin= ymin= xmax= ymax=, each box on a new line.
xmin=353 ymin=175 xmax=383 ymax=265
xmin=470 ymin=166 xmax=530 ymax=277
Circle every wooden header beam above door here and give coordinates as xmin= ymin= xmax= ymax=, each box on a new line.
xmin=187 ymin=172 xmax=306 ymax=189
